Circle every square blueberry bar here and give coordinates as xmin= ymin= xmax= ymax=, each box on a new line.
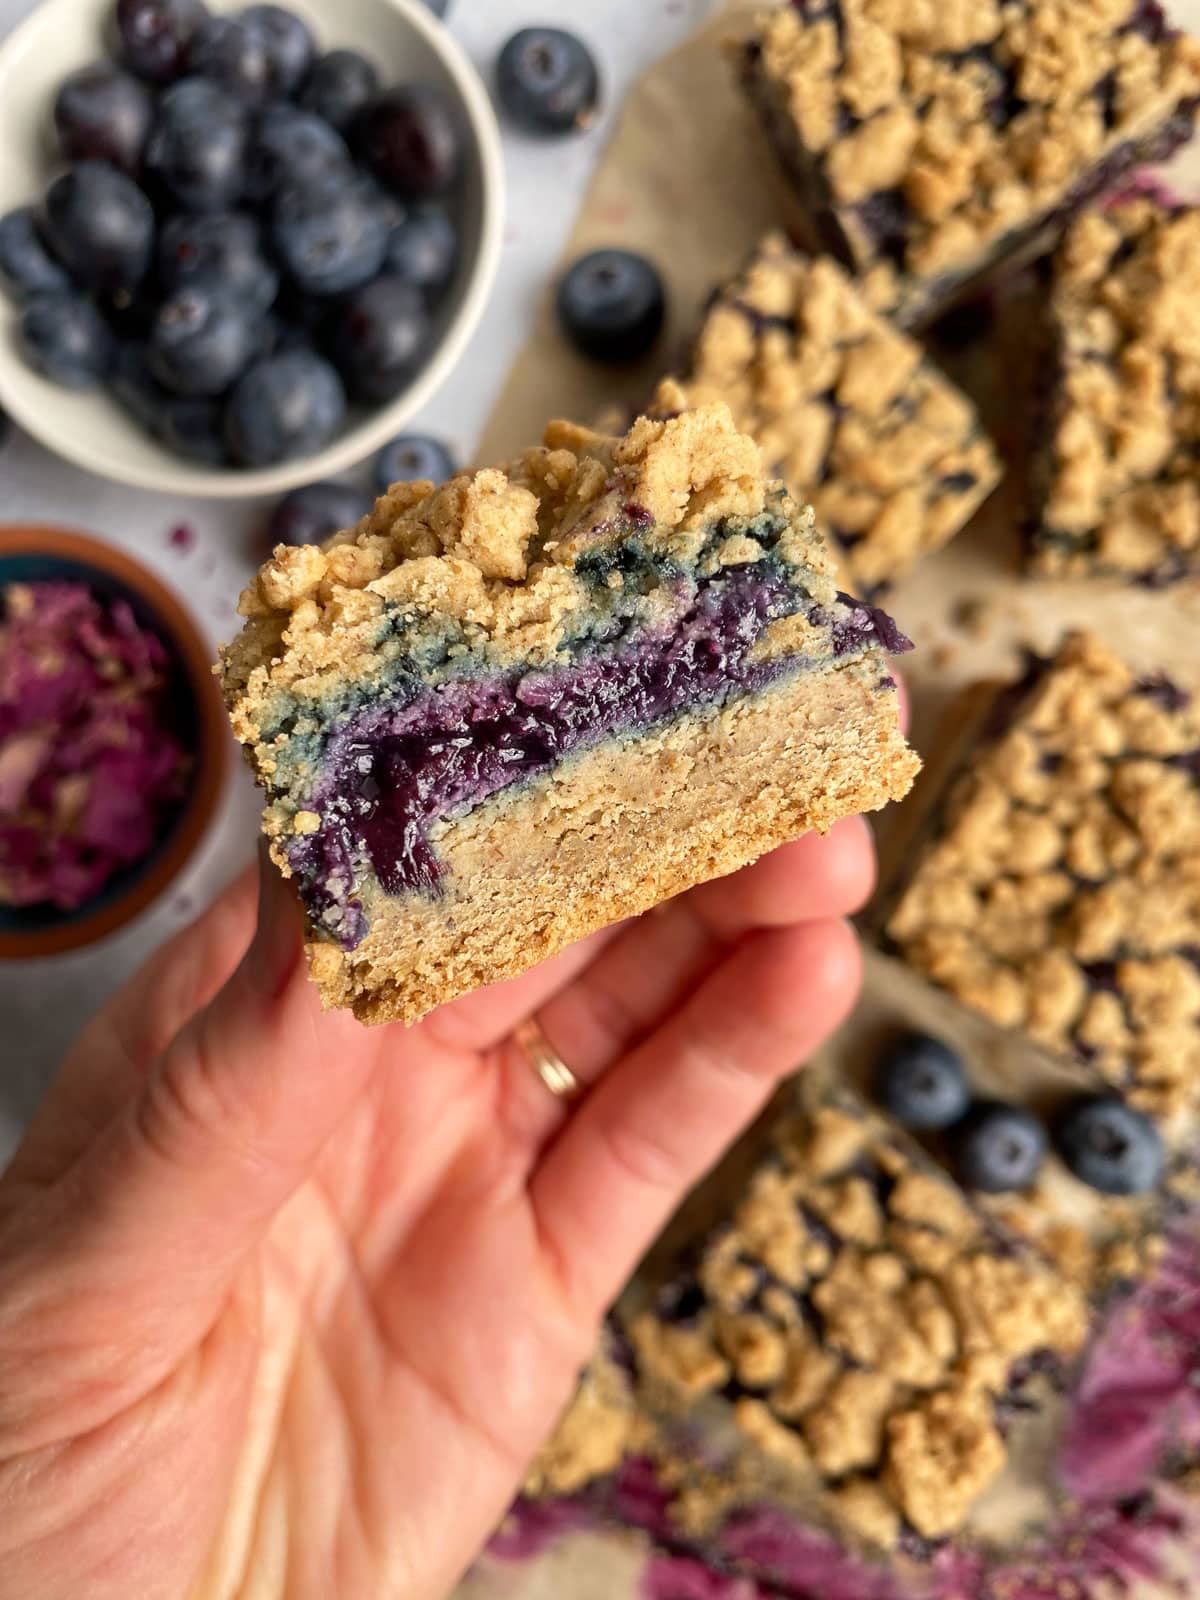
xmin=221 ymin=404 xmax=918 ymax=1024
xmin=619 ymin=1072 xmax=1090 ymax=1556
xmin=659 ymin=236 xmax=1001 ymax=595
xmin=739 ymin=0 xmax=1200 ymax=327
xmin=884 ymin=632 xmax=1200 ymax=1124
xmin=1029 ymin=194 xmax=1200 ymax=585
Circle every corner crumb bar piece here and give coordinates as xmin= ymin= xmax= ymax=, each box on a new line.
xmin=624 ymin=1074 xmax=1090 ymax=1556
xmin=738 ymin=0 xmax=1200 ymax=327
xmin=220 ymin=405 xmax=918 ymax=1025
xmin=885 ymin=632 xmax=1200 ymax=1123
xmin=660 ymin=237 xmax=1001 ymax=595
xmin=1030 ymin=195 xmax=1200 ymax=586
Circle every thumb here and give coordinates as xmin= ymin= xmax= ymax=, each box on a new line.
xmin=11 ymin=854 xmax=383 ymax=1434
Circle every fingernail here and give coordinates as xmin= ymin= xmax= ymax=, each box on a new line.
xmin=249 ymin=838 xmax=304 ymax=1001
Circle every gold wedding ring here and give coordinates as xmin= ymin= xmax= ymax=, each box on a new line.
xmin=515 ymin=1016 xmax=583 ymax=1102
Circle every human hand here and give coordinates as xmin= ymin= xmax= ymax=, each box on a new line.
xmin=0 ymin=822 xmax=873 ymax=1600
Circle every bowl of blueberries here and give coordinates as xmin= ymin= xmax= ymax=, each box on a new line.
xmin=0 ymin=0 xmax=503 ymax=495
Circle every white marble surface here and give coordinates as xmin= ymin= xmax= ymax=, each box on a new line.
xmin=0 ymin=0 xmax=716 ymax=1164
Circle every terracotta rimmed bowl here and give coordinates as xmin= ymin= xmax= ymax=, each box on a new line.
xmin=0 ymin=525 xmax=227 ymax=957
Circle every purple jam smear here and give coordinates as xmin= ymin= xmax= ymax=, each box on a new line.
xmin=0 ymin=580 xmax=192 ymax=912
xmin=290 ymin=567 xmax=910 ymax=948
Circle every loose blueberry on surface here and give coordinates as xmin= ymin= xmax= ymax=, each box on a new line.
xmin=331 ymin=275 xmax=428 ymax=402
xmin=384 ymin=206 xmax=457 ymax=296
xmin=239 ymin=5 xmax=316 ymax=97
xmin=266 ymin=480 xmax=371 ymax=547
xmin=874 ymin=1033 xmax=971 ymax=1131
xmin=948 ymin=1101 xmax=1047 ymax=1194
xmin=271 ymin=175 xmax=388 ymax=296
xmin=43 ymin=162 xmax=154 ymax=294
xmin=158 ymin=211 xmax=278 ymax=310
xmin=374 ymin=432 xmax=454 ymax=493
xmin=149 ymin=283 xmax=259 ymax=395
xmin=162 ymin=394 xmax=227 ymax=462
xmin=495 ymin=27 xmax=600 ymax=136
xmin=19 ymin=292 xmax=116 ymax=388
xmin=224 ymin=348 xmax=345 ymax=465
xmin=54 ymin=64 xmax=154 ymax=173
xmin=0 ymin=208 xmax=71 ymax=300
xmin=300 ymin=48 xmax=380 ymax=132
xmin=186 ymin=14 xmax=271 ymax=100
xmin=247 ymin=103 xmax=351 ymax=200
xmin=353 ymin=85 xmax=463 ymax=199
xmin=1053 ymin=1096 xmax=1165 ymax=1196
xmin=145 ymin=77 xmax=249 ymax=211
xmin=556 ymin=249 xmax=665 ymax=363
xmin=116 ymin=0 xmax=208 ymax=84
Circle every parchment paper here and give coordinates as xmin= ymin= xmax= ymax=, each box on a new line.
xmin=460 ymin=5 xmax=1200 ymax=1595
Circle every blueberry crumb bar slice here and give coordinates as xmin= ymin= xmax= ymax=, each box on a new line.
xmin=883 ymin=632 xmax=1200 ymax=1125
xmin=1030 ymin=194 xmax=1200 ymax=586
xmin=220 ymin=404 xmax=919 ymax=1025
xmin=619 ymin=1071 xmax=1090 ymax=1556
xmin=738 ymin=0 xmax=1200 ymax=327
xmin=657 ymin=236 xmax=1001 ymax=595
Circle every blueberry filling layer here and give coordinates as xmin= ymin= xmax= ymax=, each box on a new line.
xmin=287 ymin=564 xmax=909 ymax=949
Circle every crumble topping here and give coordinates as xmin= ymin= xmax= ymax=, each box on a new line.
xmin=1031 ymin=196 xmax=1200 ymax=584
xmin=745 ymin=0 xmax=1200 ymax=318
xmin=659 ymin=238 xmax=1001 ymax=594
xmin=624 ymin=1078 xmax=1089 ymax=1550
xmin=886 ymin=632 xmax=1200 ymax=1119
xmin=221 ymin=402 xmax=838 ymax=742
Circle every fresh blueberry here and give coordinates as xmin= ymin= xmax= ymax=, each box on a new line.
xmin=374 ymin=432 xmax=454 ymax=493
xmin=162 ymin=395 xmax=228 ymax=461
xmin=43 ymin=162 xmax=154 ymax=294
xmin=266 ymin=480 xmax=371 ymax=547
xmin=353 ymin=85 xmax=463 ymax=199
xmin=109 ymin=339 xmax=170 ymax=430
xmin=384 ymin=206 xmax=457 ymax=296
xmin=874 ymin=1033 xmax=971 ymax=1131
xmin=1053 ymin=1096 xmax=1165 ymax=1196
xmin=116 ymin=0 xmax=208 ymax=84
xmin=300 ymin=48 xmax=380 ymax=133
xmin=186 ymin=14 xmax=271 ymax=99
xmin=224 ymin=348 xmax=345 ymax=465
xmin=239 ymin=5 xmax=315 ymax=97
xmin=158 ymin=211 xmax=278 ymax=310
xmin=331 ymin=275 xmax=428 ymax=402
xmin=145 ymin=78 xmax=249 ymax=211
xmin=271 ymin=174 xmax=388 ymax=296
xmin=54 ymin=63 xmax=155 ymax=173
xmin=496 ymin=27 xmax=600 ymax=136
xmin=0 ymin=208 xmax=71 ymax=300
xmin=949 ymin=1101 xmax=1047 ymax=1194
xmin=247 ymin=103 xmax=350 ymax=200
xmin=149 ymin=283 xmax=260 ymax=395
xmin=556 ymin=249 xmax=665 ymax=363
xmin=19 ymin=292 xmax=115 ymax=388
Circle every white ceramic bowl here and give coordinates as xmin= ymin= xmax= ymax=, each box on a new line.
xmin=0 ymin=0 xmax=504 ymax=497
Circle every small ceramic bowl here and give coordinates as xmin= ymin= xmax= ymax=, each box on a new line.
xmin=0 ymin=525 xmax=227 ymax=957
xmin=0 ymin=0 xmax=504 ymax=498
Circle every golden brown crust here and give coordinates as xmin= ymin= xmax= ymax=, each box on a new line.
xmin=662 ymin=237 xmax=1001 ymax=592
xmin=1032 ymin=197 xmax=1200 ymax=584
xmin=743 ymin=0 xmax=1200 ymax=320
xmin=885 ymin=631 xmax=1200 ymax=1121
xmin=622 ymin=1076 xmax=1088 ymax=1551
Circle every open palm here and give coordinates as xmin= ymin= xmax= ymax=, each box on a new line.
xmin=0 ymin=822 xmax=871 ymax=1600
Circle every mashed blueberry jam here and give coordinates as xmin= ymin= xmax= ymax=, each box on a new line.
xmin=0 ymin=580 xmax=191 ymax=911
xmin=286 ymin=564 xmax=909 ymax=949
